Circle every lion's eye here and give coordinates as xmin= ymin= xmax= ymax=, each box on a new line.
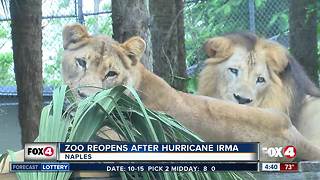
xmin=256 ymin=77 xmax=266 ymax=83
xmin=228 ymin=68 xmax=238 ymax=76
xmin=105 ymin=71 xmax=118 ymax=79
xmin=76 ymin=58 xmax=87 ymax=68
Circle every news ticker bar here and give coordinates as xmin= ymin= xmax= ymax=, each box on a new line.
xmin=10 ymin=162 xmax=299 ymax=172
xmin=25 ymin=143 xmax=259 ymax=161
xmin=10 ymin=162 xmax=258 ymax=172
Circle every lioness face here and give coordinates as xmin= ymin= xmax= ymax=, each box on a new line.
xmin=200 ymin=33 xmax=289 ymax=107
xmin=62 ymin=24 xmax=146 ymax=97
xmin=215 ymin=47 xmax=270 ymax=105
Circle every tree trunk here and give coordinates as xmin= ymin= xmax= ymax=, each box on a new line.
xmin=111 ymin=0 xmax=153 ymax=70
xmin=289 ymin=0 xmax=319 ymax=85
xmin=150 ymin=0 xmax=187 ymax=91
xmin=10 ymin=0 xmax=43 ymax=144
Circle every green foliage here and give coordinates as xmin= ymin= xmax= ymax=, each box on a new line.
xmin=184 ymin=0 xmax=250 ymax=67
xmin=186 ymin=76 xmax=198 ymax=94
xmin=0 ymin=52 xmax=15 ymax=85
xmin=43 ymin=47 xmax=63 ymax=87
xmin=85 ymin=15 xmax=113 ymax=35
xmin=102 ymin=2 xmax=111 ymax=11
xmin=2 ymin=85 xmax=254 ymax=179
xmin=254 ymin=0 xmax=289 ymax=37
xmin=0 ymin=21 xmax=14 ymax=85
xmin=0 ymin=28 xmax=7 ymax=37
xmin=58 ymin=0 xmax=71 ymax=8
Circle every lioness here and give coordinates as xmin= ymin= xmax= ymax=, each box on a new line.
xmin=197 ymin=33 xmax=320 ymax=146
xmin=61 ymin=24 xmax=320 ymax=161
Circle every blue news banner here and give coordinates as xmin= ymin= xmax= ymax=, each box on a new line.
xmin=12 ymin=142 xmax=259 ymax=172
xmin=57 ymin=142 xmax=259 ymax=161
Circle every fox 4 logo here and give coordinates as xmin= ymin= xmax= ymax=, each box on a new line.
xmin=262 ymin=145 xmax=296 ymax=159
xmin=24 ymin=143 xmax=57 ymax=161
xmin=27 ymin=146 xmax=54 ymax=156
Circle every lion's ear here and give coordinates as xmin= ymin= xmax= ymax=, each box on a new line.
xmin=121 ymin=36 xmax=146 ymax=65
xmin=264 ymin=41 xmax=289 ymax=74
xmin=63 ymin=23 xmax=90 ymax=49
xmin=204 ymin=37 xmax=233 ymax=63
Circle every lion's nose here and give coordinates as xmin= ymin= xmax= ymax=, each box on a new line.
xmin=77 ymin=89 xmax=88 ymax=98
xmin=233 ymin=93 xmax=252 ymax=104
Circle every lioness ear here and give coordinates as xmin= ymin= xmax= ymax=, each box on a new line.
xmin=264 ymin=41 xmax=289 ymax=74
xmin=204 ymin=37 xmax=233 ymax=63
xmin=121 ymin=36 xmax=146 ymax=65
xmin=63 ymin=23 xmax=90 ymax=49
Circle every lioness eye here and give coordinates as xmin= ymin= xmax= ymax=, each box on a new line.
xmin=256 ymin=77 xmax=266 ymax=83
xmin=76 ymin=58 xmax=86 ymax=68
xmin=228 ymin=68 xmax=238 ymax=76
xmin=105 ymin=71 xmax=118 ymax=79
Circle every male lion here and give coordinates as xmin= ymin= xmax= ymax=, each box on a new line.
xmin=60 ymin=24 xmax=320 ymax=161
xmin=197 ymin=33 xmax=320 ymax=146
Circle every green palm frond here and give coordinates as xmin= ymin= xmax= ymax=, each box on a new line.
xmin=3 ymin=85 xmax=254 ymax=180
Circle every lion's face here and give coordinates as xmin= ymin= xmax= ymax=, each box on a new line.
xmin=198 ymin=33 xmax=289 ymax=107
xmin=213 ymin=47 xmax=271 ymax=105
xmin=62 ymin=24 xmax=145 ymax=97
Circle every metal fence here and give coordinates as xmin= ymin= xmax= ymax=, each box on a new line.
xmin=250 ymin=0 xmax=289 ymax=45
xmin=185 ymin=0 xmax=289 ymax=39
xmin=184 ymin=0 xmax=289 ymax=69
xmin=0 ymin=0 xmax=290 ymax=87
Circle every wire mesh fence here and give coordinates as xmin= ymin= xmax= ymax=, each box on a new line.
xmin=184 ymin=0 xmax=289 ymax=69
xmin=0 ymin=0 xmax=290 ymax=87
